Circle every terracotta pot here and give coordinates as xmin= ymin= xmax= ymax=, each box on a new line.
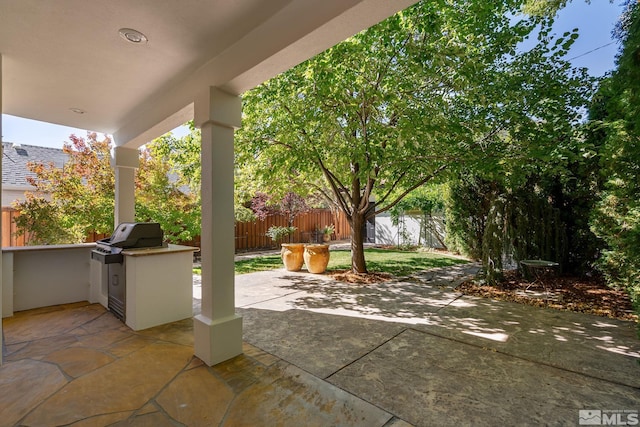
xmin=322 ymin=233 xmax=331 ymax=242
xmin=303 ymin=244 xmax=330 ymax=274
xmin=281 ymin=243 xmax=304 ymax=271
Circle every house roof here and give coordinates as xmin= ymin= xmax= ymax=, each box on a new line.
xmin=0 ymin=0 xmax=417 ymax=148
xmin=2 ymin=142 xmax=68 ymax=188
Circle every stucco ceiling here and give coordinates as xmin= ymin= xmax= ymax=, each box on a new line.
xmin=0 ymin=0 xmax=417 ymax=147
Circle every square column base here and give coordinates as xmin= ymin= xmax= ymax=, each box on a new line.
xmin=194 ymin=314 xmax=243 ymax=366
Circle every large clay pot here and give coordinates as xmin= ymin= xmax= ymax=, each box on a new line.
xmin=281 ymin=243 xmax=304 ymax=271
xmin=303 ymin=244 xmax=330 ymax=274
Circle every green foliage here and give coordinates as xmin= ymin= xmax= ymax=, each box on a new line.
xmin=235 ymin=205 xmax=257 ymax=223
xmin=13 ymin=133 xmax=115 ymax=244
xmin=521 ymin=0 xmax=568 ymax=16
xmin=321 ymin=224 xmax=335 ymax=235
xmin=151 ymin=122 xmax=201 ymax=194
xmin=237 ymin=0 xmax=591 ymax=273
xmin=438 ymin=0 xmax=600 ymax=282
xmin=12 ymin=194 xmax=85 ymax=245
xmin=446 ymin=132 xmax=603 ymax=285
xmin=589 ymin=1 xmax=640 ymax=307
xmin=445 ymin=176 xmax=493 ymax=260
xmin=13 ymin=131 xmax=202 ymax=245
xmin=389 ymin=185 xmax=445 ymax=225
xmin=136 ymin=139 xmax=200 ymax=243
xmin=266 ymin=226 xmax=297 ymax=243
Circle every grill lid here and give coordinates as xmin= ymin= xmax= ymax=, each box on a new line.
xmin=100 ymin=222 xmax=164 ymax=249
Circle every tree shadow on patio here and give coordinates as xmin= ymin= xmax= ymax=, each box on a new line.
xmin=239 ymin=264 xmax=640 ymax=389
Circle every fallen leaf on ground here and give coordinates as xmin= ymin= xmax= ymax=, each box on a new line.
xmin=457 ymin=270 xmax=638 ymax=322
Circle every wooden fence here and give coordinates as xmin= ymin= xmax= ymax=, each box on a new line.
xmin=2 ymin=208 xmax=29 ymax=247
xmin=2 ymin=207 xmax=351 ymax=252
xmin=234 ymin=209 xmax=350 ymax=251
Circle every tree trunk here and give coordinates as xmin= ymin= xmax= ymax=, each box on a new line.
xmin=350 ymin=211 xmax=367 ymax=273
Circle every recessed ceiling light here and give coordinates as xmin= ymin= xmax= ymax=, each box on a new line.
xmin=119 ymin=28 xmax=148 ymax=44
xmin=69 ymin=108 xmax=86 ymax=114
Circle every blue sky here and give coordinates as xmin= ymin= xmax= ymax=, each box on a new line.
xmin=1 ymin=0 xmax=627 ymax=149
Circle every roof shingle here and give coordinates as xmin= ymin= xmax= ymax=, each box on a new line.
xmin=2 ymin=142 xmax=69 ymax=187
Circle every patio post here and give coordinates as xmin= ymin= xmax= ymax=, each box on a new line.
xmin=112 ymin=146 xmax=139 ymax=225
xmin=193 ymin=87 xmax=242 ymax=365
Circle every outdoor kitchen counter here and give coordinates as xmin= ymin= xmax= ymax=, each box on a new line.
xmin=3 ymin=243 xmax=96 ymax=252
xmin=124 ymin=244 xmax=199 ymax=331
xmin=121 ymin=244 xmax=200 ymax=256
xmin=90 ymin=243 xmax=199 ymax=331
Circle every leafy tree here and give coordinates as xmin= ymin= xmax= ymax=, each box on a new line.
xmin=279 ymin=192 xmax=310 ymax=227
xmin=237 ymin=0 xmax=592 ymax=273
xmin=590 ymin=0 xmax=640 ymax=306
xmin=13 ymin=193 xmax=85 ymax=245
xmin=250 ymin=192 xmax=275 ymax=221
xmin=151 ymin=122 xmax=201 ymax=193
xmin=13 ymin=133 xmax=115 ymax=244
xmin=136 ymin=140 xmax=200 ymax=243
xmin=14 ymin=132 xmax=201 ymax=244
xmin=446 ymin=154 xmax=602 ymax=284
xmin=446 ymin=175 xmax=494 ymax=261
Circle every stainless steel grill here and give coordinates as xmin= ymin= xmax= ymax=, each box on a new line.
xmin=91 ymin=222 xmax=164 ymax=321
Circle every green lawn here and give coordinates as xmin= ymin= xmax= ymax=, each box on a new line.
xmin=195 ymin=248 xmax=468 ymax=276
xmin=327 ymin=248 xmax=468 ymax=276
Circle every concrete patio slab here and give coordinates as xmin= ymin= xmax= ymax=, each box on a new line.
xmin=415 ymin=295 xmax=640 ymax=388
xmin=235 ymin=263 xmax=640 ymax=426
xmin=236 ymin=270 xmax=325 ymax=308
xmin=327 ymin=328 xmax=640 ymax=426
xmin=240 ymin=307 xmax=406 ymax=379
xmin=236 ymin=264 xmax=480 ymax=323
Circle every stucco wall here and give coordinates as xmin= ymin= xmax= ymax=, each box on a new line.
xmin=2 ymin=244 xmax=94 ymax=316
xmin=375 ymin=212 xmax=446 ymax=249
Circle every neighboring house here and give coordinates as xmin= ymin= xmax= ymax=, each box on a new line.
xmin=2 ymin=142 xmax=68 ymax=208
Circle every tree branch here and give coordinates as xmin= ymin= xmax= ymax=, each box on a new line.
xmin=375 ymin=170 xmax=408 ymax=208
xmin=373 ymin=164 xmax=448 ymax=218
xmin=316 ymin=156 xmax=352 ymax=217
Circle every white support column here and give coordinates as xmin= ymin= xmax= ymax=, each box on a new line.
xmin=193 ymin=87 xmax=242 ymax=366
xmin=112 ymin=146 xmax=139 ymax=225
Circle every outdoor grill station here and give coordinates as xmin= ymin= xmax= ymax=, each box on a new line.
xmin=91 ymin=222 xmax=198 ymax=331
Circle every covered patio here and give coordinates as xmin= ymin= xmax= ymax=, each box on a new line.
xmin=2 ymin=2 xmax=640 ymax=425
xmin=0 ymin=0 xmax=418 ymax=365
xmin=2 ymin=265 xmax=639 ymax=425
